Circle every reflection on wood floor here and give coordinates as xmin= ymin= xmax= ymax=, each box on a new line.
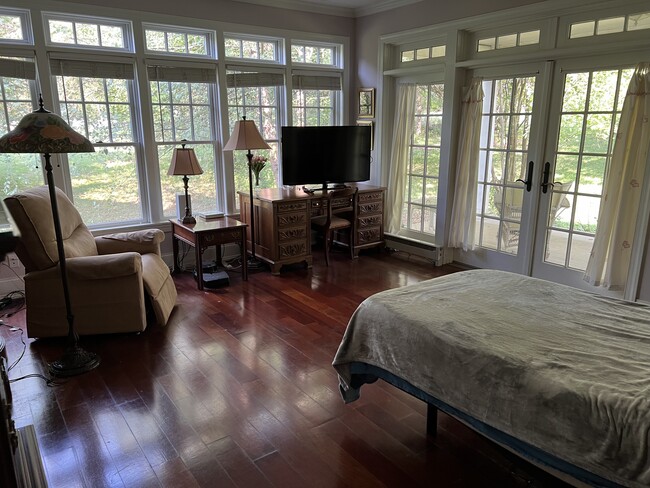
xmin=4 ymin=248 xmax=568 ymax=487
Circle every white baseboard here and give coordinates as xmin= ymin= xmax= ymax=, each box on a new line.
xmin=0 ymin=277 xmax=24 ymax=295
xmin=385 ymin=235 xmax=444 ymax=265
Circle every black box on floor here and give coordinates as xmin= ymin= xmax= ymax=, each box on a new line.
xmin=193 ymin=269 xmax=230 ymax=288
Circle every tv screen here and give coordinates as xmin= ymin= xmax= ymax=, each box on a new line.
xmin=281 ymin=126 xmax=371 ymax=187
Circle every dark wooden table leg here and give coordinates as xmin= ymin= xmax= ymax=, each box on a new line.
xmin=195 ymin=238 xmax=204 ymax=291
xmin=241 ymin=228 xmax=248 ymax=281
xmin=172 ymin=232 xmax=180 ymax=273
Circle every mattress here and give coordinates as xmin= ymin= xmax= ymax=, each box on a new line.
xmin=332 ymin=269 xmax=650 ymax=488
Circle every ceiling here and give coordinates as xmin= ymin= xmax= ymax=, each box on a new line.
xmin=230 ymin=0 xmax=422 ymax=18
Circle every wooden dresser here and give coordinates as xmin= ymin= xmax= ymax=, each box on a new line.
xmin=239 ymin=184 xmax=385 ymax=274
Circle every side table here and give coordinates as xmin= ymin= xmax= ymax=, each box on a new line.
xmin=170 ymin=218 xmax=248 ymax=290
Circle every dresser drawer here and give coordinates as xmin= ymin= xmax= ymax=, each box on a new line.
xmin=277 ymin=201 xmax=308 ymax=213
xmin=357 ymin=226 xmax=382 ymax=245
xmin=277 ymin=227 xmax=308 ymax=243
xmin=277 ymin=212 xmax=308 ymax=228
xmin=358 ymin=201 xmax=383 ymax=215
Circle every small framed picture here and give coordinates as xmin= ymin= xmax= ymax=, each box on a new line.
xmin=358 ymin=88 xmax=375 ymax=119
xmin=356 ymin=119 xmax=374 ymax=150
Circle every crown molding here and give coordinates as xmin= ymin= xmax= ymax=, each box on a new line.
xmin=229 ymin=0 xmax=422 ymax=18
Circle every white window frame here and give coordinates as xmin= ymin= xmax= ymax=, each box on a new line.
xmin=142 ymin=23 xmax=216 ymax=59
xmin=223 ymin=33 xmax=284 ymax=65
xmin=42 ymin=12 xmax=134 ymax=52
xmin=290 ymin=39 xmax=343 ymax=68
xmin=0 ymin=7 xmax=33 ymax=46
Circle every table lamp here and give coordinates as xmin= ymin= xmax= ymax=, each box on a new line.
xmin=169 ymin=141 xmax=203 ymax=224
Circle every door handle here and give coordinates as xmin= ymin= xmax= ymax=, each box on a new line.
xmin=540 ymin=162 xmax=563 ymax=194
xmin=516 ymin=160 xmax=534 ymax=192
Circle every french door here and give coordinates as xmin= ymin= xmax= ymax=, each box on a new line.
xmin=457 ymin=63 xmax=550 ymax=274
xmin=457 ymin=54 xmax=640 ymax=295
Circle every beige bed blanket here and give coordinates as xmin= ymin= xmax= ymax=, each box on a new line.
xmin=333 ymin=269 xmax=650 ymax=487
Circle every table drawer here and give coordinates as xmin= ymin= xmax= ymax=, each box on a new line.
xmin=277 ymin=227 xmax=308 ymax=243
xmin=357 ymin=226 xmax=382 ymax=245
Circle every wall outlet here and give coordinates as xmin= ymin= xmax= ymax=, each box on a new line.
xmin=7 ymin=253 xmax=20 ymax=268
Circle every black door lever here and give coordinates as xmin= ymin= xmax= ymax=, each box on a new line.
xmin=516 ymin=161 xmax=534 ymax=192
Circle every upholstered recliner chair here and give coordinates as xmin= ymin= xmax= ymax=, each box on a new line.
xmin=4 ymin=185 xmax=177 ymax=338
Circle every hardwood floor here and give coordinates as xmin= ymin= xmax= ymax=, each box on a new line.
xmin=3 ymin=249 xmax=569 ymax=488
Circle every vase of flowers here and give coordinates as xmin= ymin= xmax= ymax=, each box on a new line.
xmin=249 ymin=155 xmax=268 ymax=190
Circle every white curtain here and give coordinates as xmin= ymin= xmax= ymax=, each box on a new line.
xmin=386 ymin=83 xmax=416 ymax=234
xmin=448 ymin=78 xmax=484 ymax=251
xmin=584 ymin=63 xmax=650 ymax=290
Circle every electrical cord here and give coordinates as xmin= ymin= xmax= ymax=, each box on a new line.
xmin=0 ymin=307 xmax=61 ymax=387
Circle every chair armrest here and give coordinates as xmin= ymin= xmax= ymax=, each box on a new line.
xmin=95 ymin=229 xmax=164 ymax=256
xmin=65 ymin=253 xmax=142 ymax=280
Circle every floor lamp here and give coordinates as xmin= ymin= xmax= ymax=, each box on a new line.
xmin=0 ymin=95 xmax=100 ymax=377
xmin=223 ymin=117 xmax=271 ymax=269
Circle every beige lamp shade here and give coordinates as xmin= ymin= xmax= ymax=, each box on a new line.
xmin=223 ymin=118 xmax=271 ymax=151
xmin=168 ymin=146 xmax=203 ymax=176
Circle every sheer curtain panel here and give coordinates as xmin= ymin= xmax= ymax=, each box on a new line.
xmin=386 ymin=83 xmax=416 ymax=235
xmin=584 ymin=63 xmax=650 ymax=290
xmin=448 ymin=78 xmax=484 ymax=251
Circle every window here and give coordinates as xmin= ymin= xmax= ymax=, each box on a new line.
xmin=148 ymin=65 xmax=219 ymax=217
xmin=0 ymin=57 xmax=42 ymax=196
xmin=292 ymin=73 xmax=341 ymax=126
xmin=52 ymin=58 xmax=141 ymax=226
xmin=291 ymin=42 xmax=340 ymax=66
xmin=401 ymin=83 xmax=444 ymax=237
xmin=401 ymin=44 xmax=446 ymax=63
xmin=224 ymin=35 xmax=282 ymax=62
xmin=474 ymin=76 xmax=536 ymax=254
xmin=477 ymin=30 xmax=540 ymax=52
xmin=44 ymin=13 xmax=131 ymax=50
xmin=226 ymin=69 xmax=282 ymax=202
xmin=0 ymin=8 xmax=31 ymax=44
xmin=144 ymin=24 xmax=213 ymax=57
xmin=569 ymin=11 xmax=650 ymax=39
xmin=546 ymin=67 xmax=633 ymax=270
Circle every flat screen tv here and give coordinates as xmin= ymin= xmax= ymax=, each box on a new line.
xmin=281 ymin=126 xmax=371 ymax=190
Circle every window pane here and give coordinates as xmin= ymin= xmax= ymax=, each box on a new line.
xmin=146 ymin=30 xmax=166 ymax=51
xmin=100 ymin=25 xmax=124 ymax=48
xmin=628 ymin=12 xmax=650 ymax=31
xmin=0 ymin=15 xmax=23 ymax=40
xmin=497 ymin=34 xmax=517 ymax=49
xmin=570 ymin=21 xmax=595 ymax=39
xmin=477 ymin=37 xmax=495 ymax=52
xmin=596 ymin=17 xmax=625 ymax=35
xmin=76 ymin=23 xmax=99 ymax=46
xmin=401 ymin=50 xmax=415 ymax=62
xmin=68 ymin=146 xmax=142 ymax=225
xmin=518 ymin=30 xmax=540 ymax=46
xmin=49 ymin=20 xmax=74 ymax=43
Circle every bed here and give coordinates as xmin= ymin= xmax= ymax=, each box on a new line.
xmin=332 ymin=269 xmax=650 ymax=488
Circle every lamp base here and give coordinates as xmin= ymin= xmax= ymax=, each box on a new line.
xmin=181 ymin=215 xmax=196 ymax=224
xmin=49 ymin=345 xmax=101 ymax=377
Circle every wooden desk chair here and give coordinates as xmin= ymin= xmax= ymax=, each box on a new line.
xmin=311 ymin=187 xmax=358 ymax=266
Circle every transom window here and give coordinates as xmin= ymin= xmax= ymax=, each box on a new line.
xmin=569 ymin=11 xmax=650 ymax=39
xmin=401 ymin=45 xmax=446 ymax=63
xmin=0 ymin=8 xmax=31 ymax=43
xmin=224 ymin=35 xmax=281 ymax=62
xmin=144 ymin=24 xmax=213 ymax=57
xmin=44 ymin=13 xmax=131 ymax=51
xmin=291 ymin=42 xmax=340 ymax=67
xmin=477 ymin=30 xmax=540 ymax=52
